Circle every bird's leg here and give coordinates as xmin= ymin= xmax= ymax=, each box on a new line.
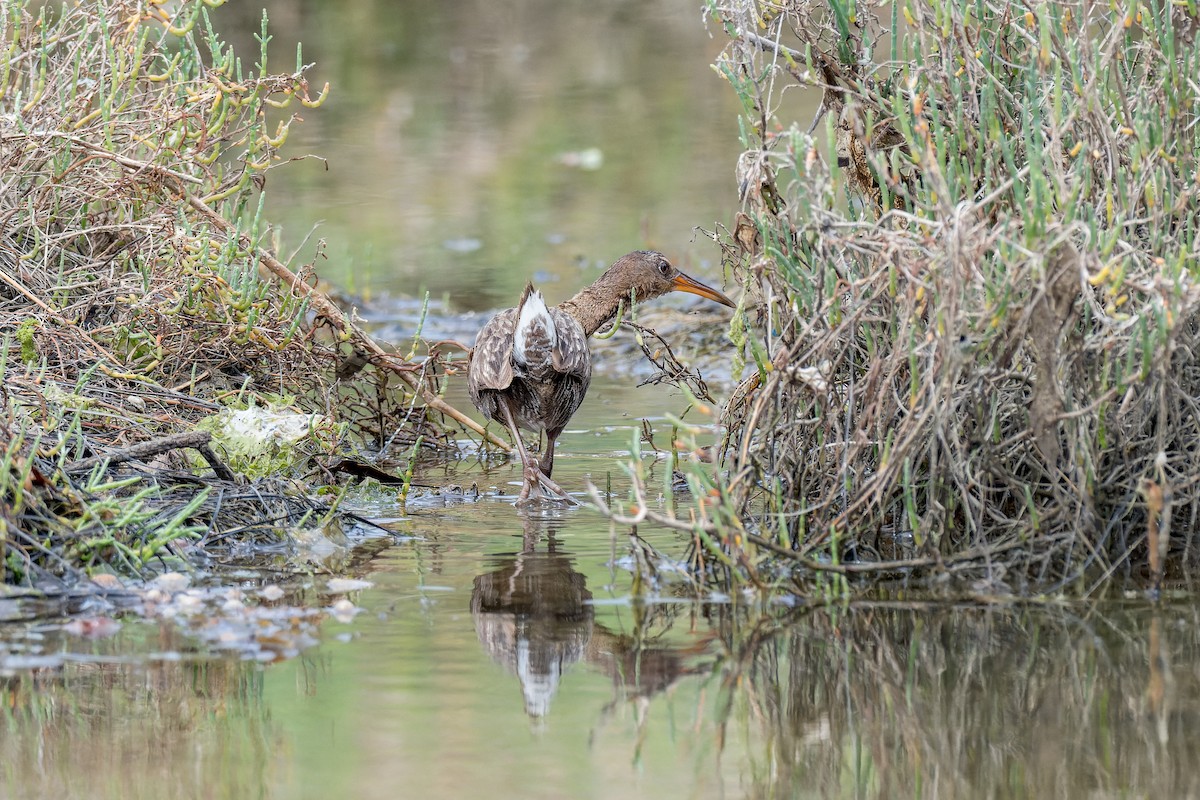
xmin=539 ymin=430 xmax=558 ymax=478
xmin=530 ymin=430 xmax=577 ymax=504
xmin=495 ymin=400 xmax=537 ymax=502
xmin=497 ymin=401 xmax=574 ymax=504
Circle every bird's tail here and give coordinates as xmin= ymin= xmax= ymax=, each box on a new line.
xmin=513 ymin=282 xmax=557 ymax=375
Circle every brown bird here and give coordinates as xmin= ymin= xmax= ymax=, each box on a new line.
xmin=468 ymin=250 xmax=736 ymax=504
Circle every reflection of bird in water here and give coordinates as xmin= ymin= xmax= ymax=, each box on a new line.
xmin=471 ymin=519 xmax=714 ymax=721
xmin=471 ymin=521 xmax=594 ymax=719
xmin=468 ymin=250 xmax=735 ymax=504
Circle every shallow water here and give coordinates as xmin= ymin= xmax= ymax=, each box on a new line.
xmin=5 ymin=397 xmax=1200 ymax=798
xmin=4 ymin=1 xmax=1199 ymax=798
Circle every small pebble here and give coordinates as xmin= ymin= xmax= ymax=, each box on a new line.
xmin=174 ymin=594 xmax=204 ymax=613
xmin=90 ymin=574 xmax=124 ymax=590
xmin=152 ymin=572 xmax=190 ymax=593
xmin=330 ymin=598 xmax=360 ymax=623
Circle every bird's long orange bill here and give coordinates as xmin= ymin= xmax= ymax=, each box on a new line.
xmin=671 ymin=272 xmax=736 ymax=308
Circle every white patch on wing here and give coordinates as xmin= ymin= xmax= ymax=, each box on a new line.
xmin=513 ymin=288 xmax=555 ymax=365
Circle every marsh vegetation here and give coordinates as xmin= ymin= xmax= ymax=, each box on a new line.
xmin=617 ymin=0 xmax=1200 ymax=596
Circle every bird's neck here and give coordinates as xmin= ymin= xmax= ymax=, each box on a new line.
xmin=557 ymin=278 xmax=637 ymax=337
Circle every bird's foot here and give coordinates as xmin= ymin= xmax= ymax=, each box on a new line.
xmin=514 ymin=462 xmax=577 ymax=506
xmin=536 ymin=472 xmax=578 ymax=505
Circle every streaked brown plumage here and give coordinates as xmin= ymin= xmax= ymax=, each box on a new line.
xmin=468 ymin=250 xmax=736 ymax=504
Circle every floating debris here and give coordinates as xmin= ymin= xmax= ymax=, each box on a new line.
xmin=60 ymin=617 xmax=122 ymax=639
xmin=136 ymin=583 xmax=334 ymax=662
xmin=442 ymin=237 xmax=483 ymax=253
xmin=330 ymin=598 xmax=361 ymax=623
xmin=556 ymin=148 xmax=604 ymax=170
xmin=326 ymin=578 xmax=374 ymax=594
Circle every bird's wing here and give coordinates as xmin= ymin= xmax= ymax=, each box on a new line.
xmin=468 ymin=308 xmax=518 ymax=392
xmin=549 ymin=309 xmax=592 ymax=381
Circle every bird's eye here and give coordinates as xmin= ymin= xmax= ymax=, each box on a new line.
xmin=658 ymin=259 xmax=671 ymax=276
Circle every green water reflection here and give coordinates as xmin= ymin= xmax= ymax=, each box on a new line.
xmin=5 ymin=558 xmax=1199 ymax=799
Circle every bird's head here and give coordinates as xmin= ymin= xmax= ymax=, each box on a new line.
xmin=602 ymin=250 xmax=736 ymax=308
